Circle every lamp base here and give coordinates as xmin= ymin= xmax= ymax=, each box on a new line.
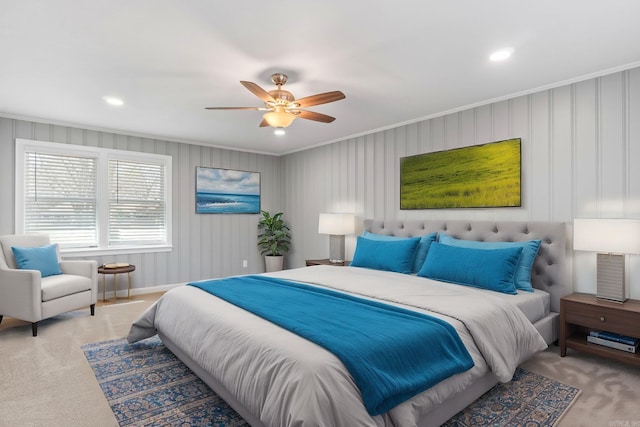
xmin=596 ymin=253 xmax=627 ymax=302
xmin=329 ymin=235 xmax=345 ymax=263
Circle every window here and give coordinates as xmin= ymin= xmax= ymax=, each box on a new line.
xmin=108 ymin=160 xmax=166 ymax=246
xmin=23 ymin=151 xmax=98 ymax=247
xmin=16 ymin=139 xmax=172 ymax=256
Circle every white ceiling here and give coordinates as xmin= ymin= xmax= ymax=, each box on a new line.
xmin=2 ymin=1 xmax=640 ymax=155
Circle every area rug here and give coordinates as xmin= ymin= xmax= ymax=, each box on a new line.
xmin=82 ymin=336 xmax=248 ymax=426
xmin=82 ymin=336 xmax=580 ymax=427
xmin=442 ymin=366 xmax=580 ymax=427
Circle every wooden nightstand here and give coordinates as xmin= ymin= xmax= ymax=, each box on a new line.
xmin=560 ymin=293 xmax=640 ymax=366
xmin=305 ymin=259 xmax=349 ymax=267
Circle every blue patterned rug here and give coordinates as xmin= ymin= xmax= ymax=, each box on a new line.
xmin=443 ymin=366 xmax=580 ymax=427
xmin=82 ymin=336 xmax=580 ymax=426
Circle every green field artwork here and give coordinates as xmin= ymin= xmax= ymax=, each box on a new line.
xmin=400 ymin=138 xmax=521 ymax=209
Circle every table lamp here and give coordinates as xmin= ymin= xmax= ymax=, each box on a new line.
xmin=318 ymin=213 xmax=355 ymax=263
xmin=573 ymin=218 xmax=640 ymax=302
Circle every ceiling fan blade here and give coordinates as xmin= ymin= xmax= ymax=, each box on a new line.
xmin=294 ymin=91 xmax=345 ymax=108
xmin=241 ymin=81 xmax=276 ymax=103
xmin=296 ymin=110 xmax=336 ymax=123
xmin=205 ymin=107 xmax=263 ymax=110
xmin=259 ymin=119 xmax=269 ymax=127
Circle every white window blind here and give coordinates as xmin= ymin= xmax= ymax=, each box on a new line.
xmin=23 ymin=151 xmax=98 ymax=248
xmin=108 ymin=159 xmax=166 ymax=246
xmin=16 ymin=138 xmax=172 ymax=255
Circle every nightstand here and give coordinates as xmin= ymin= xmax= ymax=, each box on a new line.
xmin=305 ymin=259 xmax=349 ymax=267
xmin=560 ymin=293 xmax=640 ymax=366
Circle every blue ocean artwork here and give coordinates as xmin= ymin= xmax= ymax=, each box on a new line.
xmin=196 ymin=167 xmax=260 ymax=214
xmin=196 ymin=192 xmax=260 ymax=213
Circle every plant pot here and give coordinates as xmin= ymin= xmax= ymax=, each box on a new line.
xmin=264 ymin=255 xmax=284 ymax=272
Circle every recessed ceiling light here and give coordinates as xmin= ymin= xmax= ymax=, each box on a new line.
xmin=274 ymin=129 xmax=286 ymax=136
xmin=103 ymin=96 xmax=124 ymax=106
xmin=489 ymin=48 xmax=514 ymax=62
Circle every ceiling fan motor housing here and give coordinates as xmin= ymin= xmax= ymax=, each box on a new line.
xmin=268 ymin=74 xmax=295 ymax=105
xmin=268 ymin=89 xmax=295 ymax=104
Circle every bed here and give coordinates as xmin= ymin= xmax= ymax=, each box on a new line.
xmin=127 ymin=219 xmax=571 ymax=427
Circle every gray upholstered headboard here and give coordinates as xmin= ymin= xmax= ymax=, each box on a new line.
xmin=363 ymin=219 xmax=570 ymax=313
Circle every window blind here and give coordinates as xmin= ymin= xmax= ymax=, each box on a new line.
xmin=108 ymin=159 xmax=166 ymax=246
xmin=23 ymin=152 xmax=98 ymax=248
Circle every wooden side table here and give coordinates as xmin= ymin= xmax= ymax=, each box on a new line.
xmin=97 ymin=264 xmax=136 ymax=302
xmin=305 ymin=259 xmax=349 ymax=266
xmin=560 ymin=292 xmax=640 ymax=366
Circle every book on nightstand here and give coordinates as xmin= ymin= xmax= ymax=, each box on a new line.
xmin=589 ymin=331 xmax=639 ymax=347
xmin=103 ymin=262 xmax=130 ymax=269
xmin=587 ymin=335 xmax=638 ymax=353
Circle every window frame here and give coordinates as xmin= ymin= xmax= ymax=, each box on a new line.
xmin=15 ymin=138 xmax=172 ymax=256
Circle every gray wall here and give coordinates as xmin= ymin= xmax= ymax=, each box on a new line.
xmin=0 ymin=118 xmax=282 ymax=290
xmin=281 ymin=66 xmax=640 ymax=299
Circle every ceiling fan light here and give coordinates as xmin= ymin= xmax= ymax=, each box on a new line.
xmin=263 ymin=111 xmax=295 ymax=128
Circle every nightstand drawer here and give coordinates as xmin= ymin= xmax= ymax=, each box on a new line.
xmin=564 ymin=300 xmax=638 ymax=337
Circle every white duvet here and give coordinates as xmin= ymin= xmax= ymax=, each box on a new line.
xmin=128 ymin=266 xmax=547 ymax=427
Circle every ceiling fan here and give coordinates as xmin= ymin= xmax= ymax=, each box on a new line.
xmin=206 ymin=73 xmax=345 ymax=128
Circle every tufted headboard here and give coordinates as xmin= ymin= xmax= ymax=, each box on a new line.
xmin=363 ymin=219 xmax=570 ymax=313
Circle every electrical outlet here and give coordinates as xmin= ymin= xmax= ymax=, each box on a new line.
xmin=242 ymin=260 xmax=248 ymax=268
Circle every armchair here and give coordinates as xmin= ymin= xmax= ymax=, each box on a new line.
xmin=0 ymin=234 xmax=97 ymax=336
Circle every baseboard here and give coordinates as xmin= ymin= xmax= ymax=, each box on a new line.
xmin=102 ymin=282 xmax=187 ymax=299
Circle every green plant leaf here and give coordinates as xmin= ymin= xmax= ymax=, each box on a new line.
xmin=257 ymin=210 xmax=292 ymax=256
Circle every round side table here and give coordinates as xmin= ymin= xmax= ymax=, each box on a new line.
xmin=97 ymin=264 xmax=136 ymax=302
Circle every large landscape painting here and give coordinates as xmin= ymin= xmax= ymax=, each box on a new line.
xmin=196 ymin=167 xmax=260 ymax=214
xmin=400 ymin=138 xmax=521 ymax=209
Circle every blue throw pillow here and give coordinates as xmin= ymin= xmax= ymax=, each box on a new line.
xmin=438 ymin=234 xmax=541 ymax=292
xmin=11 ymin=244 xmax=62 ymax=278
xmin=351 ymin=236 xmax=420 ymax=274
xmin=417 ymin=242 xmax=522 ymax=295
xmin=362 ymin=231 xmax=438 ymax=273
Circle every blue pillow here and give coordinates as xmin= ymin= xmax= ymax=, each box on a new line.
xmin=362 ymin=231 xmax=438 ymax=273
xmin=417 ymin=242 xmax=522 ymax=295
xmin=11 ymin=244 xmax=62 ymax=278
xmin=351 ymin=236 xmax=420 ymax=274
xmin=438 ymin=234 xmax=541 ymax=292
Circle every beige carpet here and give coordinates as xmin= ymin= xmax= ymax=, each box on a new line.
xmin=1 ymin=293 xmax=639 ymax=427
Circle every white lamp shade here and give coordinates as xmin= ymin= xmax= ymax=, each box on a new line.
xmin=318 ymin=213 xmax=355 ymax=235
xmin=573 ymin=218 xmax=640 ymax=254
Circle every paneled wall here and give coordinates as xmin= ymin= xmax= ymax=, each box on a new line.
xmin=0 ymin=118 xmax=281 ymax=291
xmin=281 ymin=66 xmax=640 ymax=299
xmin=2 ymin=66 xmax=639 ymax=297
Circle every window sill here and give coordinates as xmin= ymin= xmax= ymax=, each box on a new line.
xmin=60 ymin=245 xmax=173 ymax=258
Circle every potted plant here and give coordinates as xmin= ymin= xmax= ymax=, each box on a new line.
xmin=257 ymin=210 xmax=292 ymax=272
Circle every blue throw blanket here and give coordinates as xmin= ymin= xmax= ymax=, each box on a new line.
xmin=189 ymin=275 xmax=474 ymax=416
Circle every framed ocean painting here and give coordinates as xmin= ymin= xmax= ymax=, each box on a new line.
xmin=400 ymin=138 xmax=521 ymax=209
xmin=196 ymin=167 xmax=260 ymax=214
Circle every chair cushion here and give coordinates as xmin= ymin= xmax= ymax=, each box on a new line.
xmin=12 ymin=244 xmax=62 ymax=277
xmin=41 ymin=274 xmax=92 ymax=302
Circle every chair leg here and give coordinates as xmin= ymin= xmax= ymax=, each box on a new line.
xmin=32 ymin=322 xmax=38 ymax=337
xmin=90 ymin=304 xmax=95 ymax=316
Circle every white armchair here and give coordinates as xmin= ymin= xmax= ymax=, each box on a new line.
xmin=0 ymin=234 xmax=97 ymax=336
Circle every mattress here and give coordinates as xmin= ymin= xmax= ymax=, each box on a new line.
xmin=492 ymin=288 xmax=550 ymax=323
